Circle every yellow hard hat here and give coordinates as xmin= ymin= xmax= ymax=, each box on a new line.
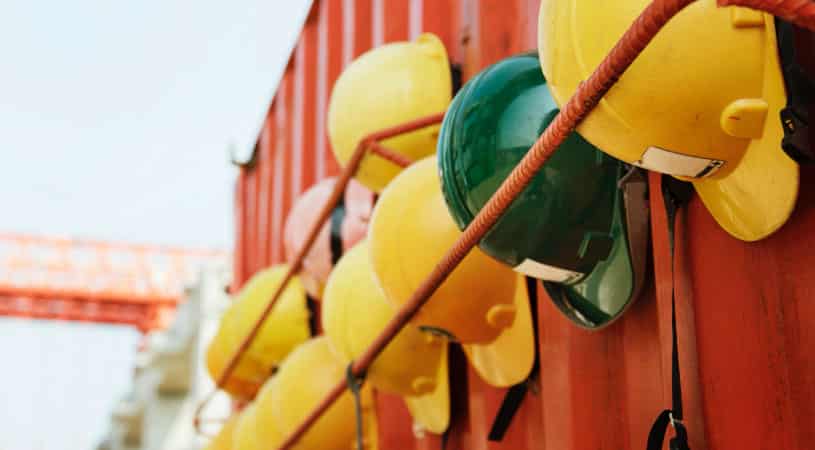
xmin=205 ymin=265 xmax=311 ymax=398
xmin=327 ymin=33 xmax=452 ymax=193
xmin=205 ymin=324 xmax=261 ymax=399
xmin=203 ymin=413 xmax=239 ymax=450
xmin=462 ymin=274 xmax=536 ymax=388
xmin=253 ymin=375 xmax=284 ymax=448
xmin=322 ymin=239 xmax=450 ymax=434
xmin=369 ymin=156 xmax=535 ymax=387
xmin=232 ymin=404 xmax=259 ymax=450
xmin=539 ymin=0 xmax=799 ymax=241
xmin=270 ymin=337 xmax=379 ymax=450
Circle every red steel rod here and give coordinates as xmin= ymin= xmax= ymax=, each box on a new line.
xmin=193 ymin=112 xmax=444 ymax=434
xmin=275 ymin=0 xmax=702 ymax=448
xmin=211 ymin=113 xmax=443 ymax=390
xmin=193 ymin=389 xmax=219 ymax=436
xmin=369 ymin=142 xmax=413 ymax=168
xmin=216 ymin=0 xmax=815 ymax=444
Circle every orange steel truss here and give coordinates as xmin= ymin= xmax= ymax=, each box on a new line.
xmin=0 ymin=233 xmax=228 ymax=332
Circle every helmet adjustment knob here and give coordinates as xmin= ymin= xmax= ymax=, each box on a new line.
xmin=486 ymin=304 xmax=517 ymax=330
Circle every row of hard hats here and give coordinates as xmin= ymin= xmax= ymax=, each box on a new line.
xmin=328 ymin=0 xmax=803 ymax=243
xmin=326 ymin=31 xmax=648 ymax=328
xmin=206 ymin=4 xmax=810 ymax=444
xmin=207 ymin=29 xmax=537 ymax=435
xmin=206 ymin=31 xmax=635 ymax=448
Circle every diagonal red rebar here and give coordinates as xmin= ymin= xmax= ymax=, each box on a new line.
xmin=369 ymin=142 xmax=415 ymax=168
xmin=193 ymin=113 xmax=442 ymax=434
xmin=198 ymin=0 xmax=815 ymax=444
xmin=271 ymin=0 xmax=815 ymax=448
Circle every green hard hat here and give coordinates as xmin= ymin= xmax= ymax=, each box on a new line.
xmin=437 ymin=52 xmax=650 ymax=328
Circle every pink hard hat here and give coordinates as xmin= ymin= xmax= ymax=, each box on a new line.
xmin=283 ymin=178 xmax=374 ymax=300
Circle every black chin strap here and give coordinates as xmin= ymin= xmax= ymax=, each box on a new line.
xmin=440 ymin=423 xmax=451 ymax=450
xmin=647 ymin=176 xmax=693 ymax=450
xmin=777 ymin=18 xmax=815 ymax=163
xmin=346 ymin=364 xmax=366 ymax=450
xmin=305 ymin=294 xmax=319 ymax=336
xmin=329 ymin=197 xmax=347 ymax=265
xmin=487 ymin=276 xmax=540 ymax=442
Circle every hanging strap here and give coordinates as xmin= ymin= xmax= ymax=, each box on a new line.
xmin=487 ymin=276 xmax=541 ymax=442
xmin=330 ymin=197 xmax=347 ymax=265
xmin=346 ymin=364 xmax=367 ymax=450
xmin=440 ymin=425 xmax=450 ymax=450
xmin=777 ymin=18 xmax=815 ymax=163
xmin=305 ymin=294 xmax=319 ymax=336
xmin=450 ymin=63 xmax=464 ymax=96
xmin=646 ymin=176 xmax=693 ymax=450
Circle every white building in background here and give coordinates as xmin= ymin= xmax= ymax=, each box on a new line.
xmin=96 ymin=263 xmax=233 ymax=450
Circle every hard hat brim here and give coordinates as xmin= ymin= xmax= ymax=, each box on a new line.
xmin=462 ymin=274 xmax=535 ymax=387
xmin=403 ymin=343 xmax=450 ymax=434
xmin=692 ymin=20 xmax=799 ymax=242
xmin=693 ymin=144 xmax=798 ymax=241
xmin=542 ymin=177 xmax=648 ymax=329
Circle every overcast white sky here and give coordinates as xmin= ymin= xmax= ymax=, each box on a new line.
xmin=0 ymin=319 xmax=140 ymax=450
xmin=0 ymin=0 xmax=311 ymax=250
xmin=0 ymin=1 xmax=311 ymax=448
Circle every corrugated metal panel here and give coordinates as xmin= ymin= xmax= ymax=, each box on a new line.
xmin=231 ymin=1 xmax=815 ymax=449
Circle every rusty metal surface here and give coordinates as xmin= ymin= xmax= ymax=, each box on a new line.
xmin=232 ymin=1 xmax=815 ymax=449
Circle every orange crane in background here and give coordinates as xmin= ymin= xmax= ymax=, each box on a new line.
xmin=0 ymin=233 xmax=228 ymax=333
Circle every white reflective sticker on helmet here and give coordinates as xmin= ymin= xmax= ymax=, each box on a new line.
xmin=632 ymin=146 xmax=725 ymax=178
xmin=514 ymin=259 xmax=584 ymax=283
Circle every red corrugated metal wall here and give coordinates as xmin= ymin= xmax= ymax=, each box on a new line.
xmin=232 ymin=1 xmax=815 ymax=449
